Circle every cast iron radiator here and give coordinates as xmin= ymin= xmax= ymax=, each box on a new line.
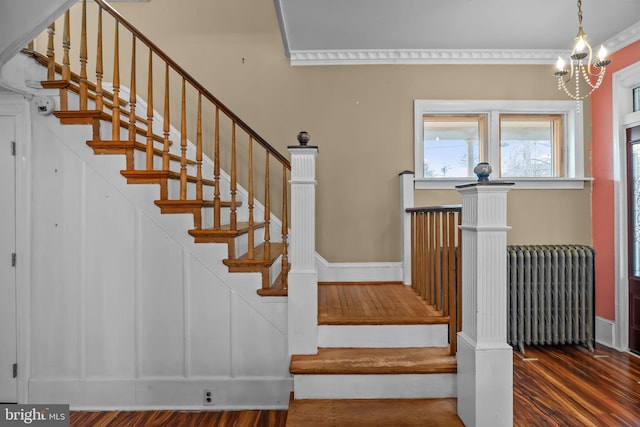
xmin=507 ymin=245 xmax=595 ymax=354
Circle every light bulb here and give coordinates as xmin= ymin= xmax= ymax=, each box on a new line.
xmin=598 ymin=45 xmax=607 ymax=61
xmin=575 ymin=37 xmax=586 ymax=52
xmin=556 ymin=57 xmax=565 ymax=71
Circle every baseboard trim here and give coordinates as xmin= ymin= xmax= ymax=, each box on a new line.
xmin=595 ymin=316 xmax=615 ymax=348
xmin=315 ymin=254 xmax=402 ymax=282
xmin=28 ymin=377 xmax=292 ymax=410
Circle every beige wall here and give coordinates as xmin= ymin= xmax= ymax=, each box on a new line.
xmin=90 ymin=0 xmax=593 ymax=262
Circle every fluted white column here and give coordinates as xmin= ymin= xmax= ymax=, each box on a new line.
xmin=400 ymin=171 xmax=415 ymax=285
xmin=288 ymin=135 xmax=319 ymax=356
xmin=456 ymin=181 xmax=514 ymax=427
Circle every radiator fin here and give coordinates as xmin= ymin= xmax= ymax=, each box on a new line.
xmin=507 ymin=245 xmax=595 ymax=354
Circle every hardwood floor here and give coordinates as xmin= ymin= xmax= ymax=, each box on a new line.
xmin=513 ymin=344 xmax=640 ymax=427
xmin=69 ymin=409 xmax=287 ymax=426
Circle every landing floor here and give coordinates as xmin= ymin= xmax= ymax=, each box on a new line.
xmin=318 ymin=282 xmax=446 ymax=325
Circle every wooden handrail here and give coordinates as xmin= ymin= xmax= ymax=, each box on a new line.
xmin=93 ymin=0 xmax=290 ymax=170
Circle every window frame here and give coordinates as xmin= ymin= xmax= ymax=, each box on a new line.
xmin=414 ymin=99 xmax=587 ymax=189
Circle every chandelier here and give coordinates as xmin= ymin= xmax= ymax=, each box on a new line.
xmin=554 ymin=0 xmax=611 ymax=102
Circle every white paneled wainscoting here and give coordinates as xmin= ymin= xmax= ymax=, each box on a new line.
xmin=6 ymin=78 xmax=291 ymax=408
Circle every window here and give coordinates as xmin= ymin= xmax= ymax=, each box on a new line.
xmin=414 ymin=100 xmax=586 ymax=189
xmin=500 ymin=114 xmax=562 ymax=178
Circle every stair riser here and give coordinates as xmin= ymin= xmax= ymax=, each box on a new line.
xmin=318 ymin=324 xmax=449 ymax=348
xmin=293 ymin=373 xmax=456 ymax=399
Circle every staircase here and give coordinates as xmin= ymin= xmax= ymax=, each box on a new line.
xmin=24 ymin=0 xmax=290 ymax=297
xmin=20 ymin=1 xmax=464 ymax=421
xmin=286 ymin=282 xmax=460 ymax=424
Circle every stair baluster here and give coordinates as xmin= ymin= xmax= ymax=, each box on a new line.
xmin=61 ymin=11 xmax=71 ymax=110
xmin=145 ymin=49 xmax=153 ymax=169
xmin=281 ymin=166 xmax=289 ymax=291
xmin=247 ymin=136 xmax=255 ymax=260
xmin=263 ymin=153 xmax=271 ymax=261
xmin=79 ymin=0 xmax=88 ymax=110
xmin=128 ymin=36 xmax=137 ymax=142
xmin=162 ymin=63 xmax=170 ymax=172
xmin=95 ymin=7 xmax=104 ymax=113
xmin=196 ymin=93 xmax=203 ymax=201
xmin=179 ymin=78 xmax=187 ymax=200
xmin=46 ymin=22 xmax=55 ymax=81
xmin=111 ymin=21 xmax=120 ymax=141
xmin=213 ymin=107 xmax=221 ymax=229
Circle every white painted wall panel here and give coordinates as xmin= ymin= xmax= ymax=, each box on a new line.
xmin=83 ymin=168 xmax=136 ymax=378
xmin=138 ymin=215 xmax=186 ymax=377
xmin=186 ymin=254 xmax=232 ymax=377
xmin=30 ymin=129 xmax=84 ymax=378
xmin=231 ymin=294 xmax=288 ymax=377
xmin=13 ymin=79 xmax=291 ymax=407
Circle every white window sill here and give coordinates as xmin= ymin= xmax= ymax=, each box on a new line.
xmin=414 ymin=177 xmax=593 ymax=190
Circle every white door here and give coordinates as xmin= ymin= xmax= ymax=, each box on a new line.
xmin=0 ymin=115 xmax=17 ymax=403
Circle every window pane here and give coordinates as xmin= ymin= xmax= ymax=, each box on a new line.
xmin=423 ymin=116 xmax=483 ymax=178
xmin=500 ymin=116 xmax=561 ymax=178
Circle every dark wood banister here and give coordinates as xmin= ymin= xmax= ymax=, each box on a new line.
xmin=406 ymin=204 xmax=461 ymax=214
xmin=93 ymin=0 xmax=290 ymax=170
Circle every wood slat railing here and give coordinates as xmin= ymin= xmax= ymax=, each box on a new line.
xmin=406 ymin=205 xmax=462 ymax=355
xmin=26 ymin=0 xmax=291 ymax=294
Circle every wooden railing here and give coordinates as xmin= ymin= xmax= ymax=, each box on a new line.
xmin=25 ymin=0 xmax=290 ymax=293
xmin=406 ymin=205 xmax=462 ymax=355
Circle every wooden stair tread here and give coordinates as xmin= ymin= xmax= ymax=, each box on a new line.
xmin=154 ymin=199 xmax=234 ymax=210
xmin=289 ymin=347 xmax=457 ymax=375
xmin=257 ymin=268 xmax=289 ymax=297
xmin=188 ymin=222 xmax=265 ymax=241
xmin=286 ymin=397 xmax=463 ymax=427
xmin=224 ymin=242 xmax=284 ymax=267
xmin=87 ymin=140 xmax=193 ymax=164
xmin=120 ymin=169 xmax=216 ymax=186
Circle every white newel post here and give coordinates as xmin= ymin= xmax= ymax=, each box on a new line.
xmin=400 ymin=171 xmax=415 ymax=285
xmin=288 ymin=132 xmax=319 ymax=356
xmin=456 ymin=179 xmax=514 ymax=427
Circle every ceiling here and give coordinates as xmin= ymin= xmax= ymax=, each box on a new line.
xmin=274 ymin=0 xmax=640 ymax=65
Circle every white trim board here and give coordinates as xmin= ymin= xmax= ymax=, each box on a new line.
xmin=611 ymin=60 xmax=640 ymax=351
xmin=315 ymin=254 xmax=402 ymax=283
xmin=595 ymin=316 xmax=615 ymax=348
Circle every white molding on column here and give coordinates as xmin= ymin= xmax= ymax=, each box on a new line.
xmin=288 ymin=145 xmax=319 ymax=356
xmin=456 ymin=182 xmax=514 ymax=427
xmin=400 ymin=171 xmax=414 ymax=285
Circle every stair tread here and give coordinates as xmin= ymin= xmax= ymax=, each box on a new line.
xmin=224 ymin=242 xmax=284 ymax=267
xmin=121 ymin=169 xmax=215 ymax=186
xmin=318 ymin=282 xmax=448 ymax=326
xmin=286 ymin=397 xmax=463 ymax=427
xmin=155 ymin=199 xmax=234 ymax=209
xmin=189 ymin=221 xmax=264 ymax=237
xmin=87 ymin=140 xmax=190 ymax=164
xmin=290 ymin=347 xmax=456 ymax=375
xmin=257 ymin=267 xmax=289 ymax=297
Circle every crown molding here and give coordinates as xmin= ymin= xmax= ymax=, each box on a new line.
xmin=603 ymin=21 xmax=640 ymax=54
xmin=289 ymin=49 xmax=565 ymax=66
xmin=288 ymin=22 xmax=640 ymax=66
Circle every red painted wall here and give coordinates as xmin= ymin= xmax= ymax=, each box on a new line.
xmin=591 ymin=40 xmax=640 ymax=320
